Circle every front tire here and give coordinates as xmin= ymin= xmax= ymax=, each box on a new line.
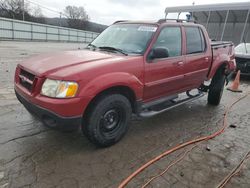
xmin=82 ymin=94 xmax=132 ymax=147
xmin=208 ymin=67 xmax=226 ymax=105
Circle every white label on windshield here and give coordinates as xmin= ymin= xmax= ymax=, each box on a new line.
xmin=138 ymin=26 xmax=157 ymax=32
xmin=115 ymin=28 xmax=128 ymax=31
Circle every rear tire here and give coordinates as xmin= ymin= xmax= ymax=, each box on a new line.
xmin=82 ymin=94 xmax=132 ymax=147
xmin=208 ymin=67 xmax=226 ymax=105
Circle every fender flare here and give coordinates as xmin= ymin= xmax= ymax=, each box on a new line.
xmin=207 ymin=54 xmax=231 ymax=79
xmin=78 ymin=72 xmax=143 ymax=100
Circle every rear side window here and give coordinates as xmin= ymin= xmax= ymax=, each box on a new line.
xmin=185 ymin=27 xmax=206 ymax=54
xmin=154 ymin=27 xmax=182 ymax=57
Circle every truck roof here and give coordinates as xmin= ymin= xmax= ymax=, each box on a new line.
xmin=113 ymin=19 xmax=197 ymax=26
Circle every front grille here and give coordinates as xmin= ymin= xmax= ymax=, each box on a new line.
xmin=235 ymin=57 xmax=250 ymax=73
xmin=19 ymin=69 xmax=36 ymax=92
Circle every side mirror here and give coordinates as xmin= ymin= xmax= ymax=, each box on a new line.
xmin=149 ymin=47 xmax=169 ymax=60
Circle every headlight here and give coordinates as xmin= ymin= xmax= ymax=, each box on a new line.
xmin=41 ymin=79 xmax=78 ymax=98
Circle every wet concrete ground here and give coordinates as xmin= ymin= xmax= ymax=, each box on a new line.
xmin=0 ymin=41 xmax=250 ymax=188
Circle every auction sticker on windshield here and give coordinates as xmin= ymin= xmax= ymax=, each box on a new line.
xmin=138 ymin=26 xmax=157 ymax=32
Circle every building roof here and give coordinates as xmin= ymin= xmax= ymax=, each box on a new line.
xmin=165 ymin=2 xmax=250 ymax=13
xmin=165 ymin=2 xmax=250 ymax=23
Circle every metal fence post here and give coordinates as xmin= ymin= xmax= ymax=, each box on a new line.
xmin=22 ymin=0 xmax=25 ymax=21
xmin=68 ymin=28 xmax=70 ymax=42
xmin=221 ymin=10 xmax=229 ymax=41
xmin=31 ymin=23 xmax=33 ymax=40
xmin=205 ymin=11 xmax=211 ymax=30
xmin=46 ymin=26 xmax=48 ymax=41
xmin=11 ymin=19 xmax=14 ymax=40
xmin=240 ymin=9 xmax=250 ymax=43
xmin=58 ymin=27 xmax=60 ymax=42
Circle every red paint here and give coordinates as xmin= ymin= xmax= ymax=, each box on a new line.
xmin=14 ymin=21 xmax=236 ymax=118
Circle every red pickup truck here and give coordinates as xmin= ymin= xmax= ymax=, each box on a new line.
xmin=15 ymin=19 xmax=236 ymax=147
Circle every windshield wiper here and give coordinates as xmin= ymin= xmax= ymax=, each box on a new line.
xmin=99 ymin=46 xmax=128 ymax=55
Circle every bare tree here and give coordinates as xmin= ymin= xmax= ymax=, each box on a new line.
xmin=0 ymin=0 xmax=30 ymax=20
xmin=64 ymin=5 xmax=89 ymax=20
xmin=32 ymin=5 xmax=43 ymax=17
xmin=64 ymin=5 xmax=89 ymax=29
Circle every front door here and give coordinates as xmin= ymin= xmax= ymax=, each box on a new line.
xmin=144 ymin=26 xmax=186 ymax=102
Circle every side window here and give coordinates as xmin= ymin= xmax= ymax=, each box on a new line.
xmin=185 ymin=27 xmax=206 ymax=54
xmin=154 ymin=27 xmax=182 ymax=57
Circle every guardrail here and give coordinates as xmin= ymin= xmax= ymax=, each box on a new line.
xmin=0 ymin=17 xmax=99 ymax=43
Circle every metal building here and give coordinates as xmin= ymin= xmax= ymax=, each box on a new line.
xmin=165 ymin=2 xmax=250 ymax=45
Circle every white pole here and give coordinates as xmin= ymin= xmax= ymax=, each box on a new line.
xmin=60 ymin=12 xmax=62 ymax=26
xmin=22 ymin=0 xmax=25 ymax=21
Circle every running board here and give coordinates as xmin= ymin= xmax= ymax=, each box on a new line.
xmin=139 ymin=91 xmax=205 ymax=118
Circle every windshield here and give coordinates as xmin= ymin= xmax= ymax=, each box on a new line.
xmin=90 ymin=24 xmax=157 ymax=55
xmin=235 ymin=43 xmax=250 ymax=54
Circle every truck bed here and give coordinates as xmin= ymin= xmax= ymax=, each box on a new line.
xmin=207 ymin=41 xmax=235 ymax=79
xmin=211 ymin=41 xmax=233 ymax=48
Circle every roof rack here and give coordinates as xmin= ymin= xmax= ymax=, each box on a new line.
xmin=113 ymin=20 xmax=128 ymax=24
xmin=157 ymin=19 xmax=196 ymax=24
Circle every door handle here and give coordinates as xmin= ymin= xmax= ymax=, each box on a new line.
xmin=204 ymin=57 xmax=209 ymax=62
xmin=175 ymin=61 xmax=184 ymax=66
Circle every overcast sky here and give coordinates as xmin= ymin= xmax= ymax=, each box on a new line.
xmin=32 ymin=0 xmax=250 ymax=25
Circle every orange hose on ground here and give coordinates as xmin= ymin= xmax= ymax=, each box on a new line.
xmin=216 ymin=151 xmax=250 ymax=188
xmin=141 ymin=144 xmax=198 ymax=188
xmin=118 ymin=93 xmax=250 ymax=188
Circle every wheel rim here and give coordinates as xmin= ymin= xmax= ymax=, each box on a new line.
xmin=100 ymin=107 xmax=125 ymax=138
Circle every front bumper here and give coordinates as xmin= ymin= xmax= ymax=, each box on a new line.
xmin=15 ymin=90 xmax=81 ymax=130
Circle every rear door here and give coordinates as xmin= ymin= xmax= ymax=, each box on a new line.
xmin=183 ymin=26 xmax=211 ymax=89
xmin=144 ymin=26 xmax=186 ymax=101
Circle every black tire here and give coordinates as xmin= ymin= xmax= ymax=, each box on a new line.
xmin=208 ymin=67 xmax=226 ymax=105
xmin=82 ymin=94 xmax=132 ymax=147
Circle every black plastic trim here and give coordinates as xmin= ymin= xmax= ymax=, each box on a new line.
xmin=15 ymin=90 xmax=81 ymax=130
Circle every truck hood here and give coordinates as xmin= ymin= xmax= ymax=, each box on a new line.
xmin=19 ymin=50 xmax=114 ymax=76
